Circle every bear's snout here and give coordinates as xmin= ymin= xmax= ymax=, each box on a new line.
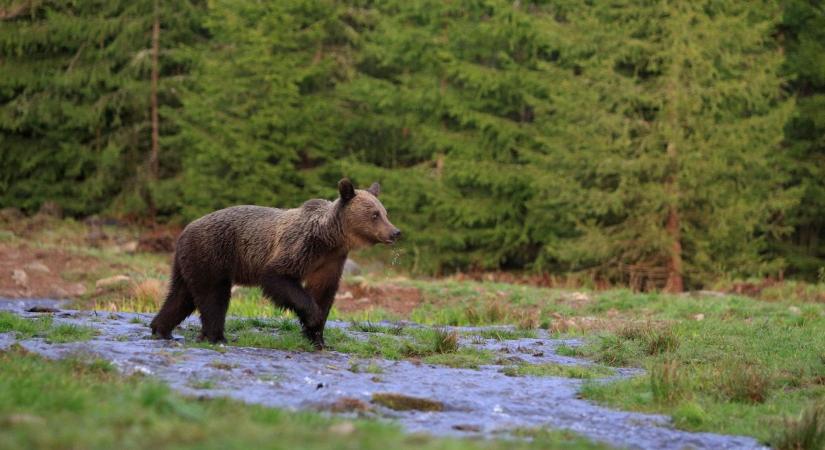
xmin=389 ymin=228 xmax=402 ymax=243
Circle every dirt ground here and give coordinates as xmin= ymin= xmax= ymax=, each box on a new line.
xmin=0 ymin=242 xmax=93 ymax=299
xmin=0 ymin=240 xmax=421 ymax=316
xmin=335 ymin=281 xmax=422 ymax=316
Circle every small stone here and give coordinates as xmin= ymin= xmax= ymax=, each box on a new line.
xmin=119 ymin=241 xmax=138 ymax=253
xmin=570 ymin=292 xmax=590 ymax=302
xmin=788 ymin=306 xmax=801 ymax=315
xmin=26 ymin=306 xmax=59 ymax=313
xmin=24 ymin=262 xmax=50 ymax=273
xmin=11 ymin=269 xmax=28 ymax=287
xmin=329 ymin=421 xmax=356 ymax=435
xmin=452 ymin=424 xmax=481 ymax=432
xmin=95 ymin=275 xmax=131 ymax=290
xmin=693 ymin=313 xmax=705 ymax=321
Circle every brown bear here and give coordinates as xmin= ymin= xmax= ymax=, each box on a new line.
xmin=149 ymin=178 xmax=400 ymax=349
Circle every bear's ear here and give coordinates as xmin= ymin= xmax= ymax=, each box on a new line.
xmin=367 ymin=182 xmax=381 ymax=197
xmin=338 ymin=178 xmax=356 ymax=202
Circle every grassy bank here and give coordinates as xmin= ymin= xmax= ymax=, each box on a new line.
xmin=0 ymin=348 xmax=608 ymax=450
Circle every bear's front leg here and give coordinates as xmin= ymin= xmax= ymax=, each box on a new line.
xmin=260 ymin=272 xmax=325 ymax=350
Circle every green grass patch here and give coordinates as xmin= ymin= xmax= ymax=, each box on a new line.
xmin=501 ymin=363 xmax=615 ymax=379
xmin=470 ymin=328 xmax=538 ymax=341
xmin=421 ymin=348 xmax=497 ymax=369
xmin=578 ymin=311 xmax=825 ymax=445
xmin=0 ymin=312 xmax=96 ymax=343
xmin=348 ymin=360 xmax=384 ymax=374
xmin=45 ymin=323 xmax=97 ymax=343
xmin=184 ymin=319 xmax=487 ymax=368
xmin=0 ymin=348 xmax=608 ymax=450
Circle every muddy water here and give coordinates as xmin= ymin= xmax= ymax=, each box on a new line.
xmin=0 ymin=299 xmax=766 ymax=450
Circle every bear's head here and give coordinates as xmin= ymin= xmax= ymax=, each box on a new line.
xmin=337 ymin=178 xmax=401 ymax=249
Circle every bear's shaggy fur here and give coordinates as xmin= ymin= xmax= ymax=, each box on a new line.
xmin=149 ymin=179 xmax=400 ymax=348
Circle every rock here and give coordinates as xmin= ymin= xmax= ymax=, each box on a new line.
xmin=328 ymin=421 xmax=356 ymax=435
xmin=343 ymin=258 xmax=361 ymax=276
xmin=570 ymin=292 xmax=590 ymax=302
xmin=335 ymin=291 xmax=354 ymax=300
xmin=788 ymin=306 xmax=801 ymax=315
xmin=24 ymin=261 xmax=50 ymax=273
xmin=692 ymin=313 xmax=705 ymax=321
xmin=371 ymin=392 xmax=444 ymax=411
xmin=26 ymin=306 xmax=60 ymax=313
xmin=452 ymin=424 xmax=482 ymax=432
xmin=11 ymin=269 xmax=28 ymax=287
xmin=118 ymin=241 xmax=139 ymax=253
xmin=95 ymin=275 xmax=131 ymax=291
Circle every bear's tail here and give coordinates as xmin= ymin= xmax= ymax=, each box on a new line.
xmin=150 ymin=262 xmax=195 ymax=339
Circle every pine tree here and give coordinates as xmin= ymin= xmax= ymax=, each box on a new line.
xmin=170 ymin=0 xmax=359 ymax=219
xmin=0 ymin=0 xmax=205 ymax=217
xmin=542 ymin=0 xmax=794 ymax=288
xmin=778 ymin=0 xmax=825 ymax=279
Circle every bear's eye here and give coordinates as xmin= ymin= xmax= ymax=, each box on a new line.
xmin=371 ymin=212 xmax=379 ymax=221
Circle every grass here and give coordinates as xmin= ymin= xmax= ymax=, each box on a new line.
xmin=501 ymin=363 xmax=614 ymax=379
xmin=0 ymin=348 xmax=610 ymax=450
xmin=0 ymin=312 xmax=97 ymax=343
xmin=349 ymin=360 xmax=384 ymax=374
xmin=183 ymin=318 xmax=474 ymax=366
xmin=773 ymin=403 xmax=825 ymax=450
xmin=577 ymin=307 xmax=825 ymax=445
xmin=45 ymin=323 xmax=98 ymax=343
xmin=469 ymin=328 xmax=538 ymax=341
xmin=7 ymin=220 xmax=825 ymax=447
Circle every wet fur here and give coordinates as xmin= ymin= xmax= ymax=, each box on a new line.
xmin=150 ymin=180 xmax=397 ymax=348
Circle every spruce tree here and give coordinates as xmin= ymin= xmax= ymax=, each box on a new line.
xmin=778 ymin=0 xmax=825 ymax=279
xmin=0 ymin=0 xmax=205 ymax=217
xmin=547 ymin=1 xmax=794 ymax=288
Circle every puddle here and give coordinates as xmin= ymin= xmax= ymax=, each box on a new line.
xmin=0 ymin=299 xmax=766 ymax=450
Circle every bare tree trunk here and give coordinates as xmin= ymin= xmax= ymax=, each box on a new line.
xmin=146 ymin=0 xmax=160 ymax=223
xmin=149 ymin=0 xmax=160 ymax=180
xmin=663 ymin=141 xmax=684 ymax=293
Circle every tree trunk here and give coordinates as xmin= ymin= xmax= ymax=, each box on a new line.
xmin=664 ymin=141 xmax=684 ymax=293
xmin=146 ymin=0 xmax=160 ymax=222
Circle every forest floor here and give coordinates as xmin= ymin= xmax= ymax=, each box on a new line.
xmin=1 ymin=216 xmax=824 ymax=449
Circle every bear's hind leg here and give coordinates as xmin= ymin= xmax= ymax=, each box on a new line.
xmin=151 ymin=268 xmax=195 ymax=339
xmin=193 ymin=280 xmax=231 ymax=343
